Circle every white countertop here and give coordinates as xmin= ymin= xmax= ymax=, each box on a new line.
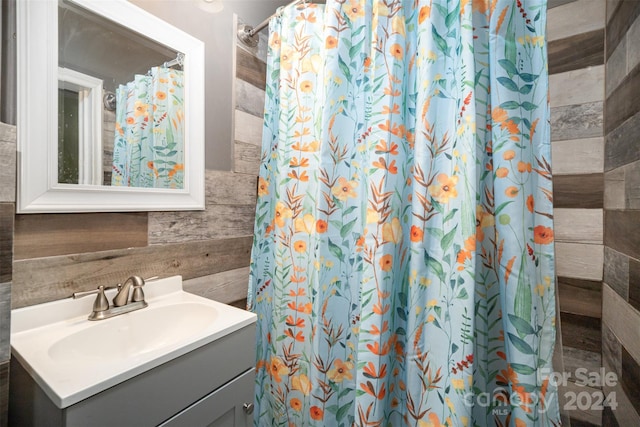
xmin=10 ymin=275 xmax=256 ymax=408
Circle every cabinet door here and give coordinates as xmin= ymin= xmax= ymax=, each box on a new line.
xmin=159 ymin=368 xmax=254 ymax=427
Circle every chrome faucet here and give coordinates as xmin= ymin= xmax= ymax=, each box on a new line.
xmin=73 ymin=275 xmax=150 ymax=321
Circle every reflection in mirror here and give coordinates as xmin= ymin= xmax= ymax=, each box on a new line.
xmin=17 ymin=0 xmax=205 ymax=213
xmin=58 ymin=0 xmax=185 ymax=189
xmin=57 ymin=67 xmax=103 ymax=185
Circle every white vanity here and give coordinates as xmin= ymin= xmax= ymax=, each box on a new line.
xmin=9 ymin=276 xmax=257 ymax=427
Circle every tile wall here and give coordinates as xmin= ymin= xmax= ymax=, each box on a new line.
xmin=601 ymin=0 xmax=640 ymax=425
xmin=548 ymin=0 xmax=605 ymax=425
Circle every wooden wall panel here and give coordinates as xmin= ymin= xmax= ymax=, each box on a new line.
xmin=605 ymin=62 xmax=640 ymax=134
xmin=183 ymin=267 xmax=250 ymax=305
xmin=602 ymin=284 xmax=640 ymax=367
xmin=234 ymin=141 xmax=261 ymax=175
xmin=621 ymin=347 xmax=640 ymax=414
xmin=606 ymin=34 xmax=627 ymax=96
xmin=604 ymin=167 xmax=625 ymax=209
xmin=0 ymin=123 xmax=14 ymax=427
xmin=204 ymin=170 xmax=258 ymax=206
xmin=603 ymin=380 xmax=640 ymax=426
xmin=551 ymin=137 xmax=603 ymax=175
xmin=236 ymin=48 xmax=267 ymax=91
xmin=552 ymin=173 xmax=604 ymax=209
xmin=554 ymin=209 xmax=602 ymax=244
xmin=607 ymin=0 xmax=622 ymax=23
xmin=602 ymin=10 xmax=640 ymax=424
xmin=149 ymin=204 xmax=257 ymax=243
xmin=627 ymin=17 xmax=640 ymax=74
xmin=558 ymin=277 xmax=602 ymax=318
xmin=605 ymin=210 xmax=640 ymax=260
xmin=555 ymin=242 xmax=604 ymax=281
xmin=235 ymin=78 xmax=266 ymax=118
xmin=562 ymin=346 xmax=602 ymax=380
xmin=0 ymin=362 xmax=7 ymax=427
xmin=550 ymin=102 xmax=603 ymax=141
xmin=602 ymin=323 xmax=621 ymax=375
xmin=602 ymin=407 xmax=619 ymax=427
xmin=603 ymin=246 xmax=629 ymax=299
xmin=14 ymin=213 xmax=148 ymax=260
xmin=605 ymin=0 xmax=640 ymax=60
xmin=548 ymin=29 xmax=604 ymax=75
xmin=11 ymin=236 xmax=253 ymax=308
xmin=559 ymin=381 xmax=604 ymax=426
xmin=547 ymin=0 xmax=604 ymax=42
xmin=149 ymin=171 xmax=258 ymax=244
xmin=625 ymin=161 xmax=640 ymax=210
xmin=0 ymin=205 xmax=13 ymax=284
xmin=235 ymin=109 xmax=264 ymax=146
xmin=549 ymin=65 xmax=604 ymax=108
xmin=605 ymin=110 xmax=640 ymax=171
xmin=603 ymin=160 xmax=640 ymax=211
xmin=628 ymin=258 xmax=640 ymax=312
xmin=0 ymin=124 xmax=16 ymax=203
xmin=548 ymin=6 xmax=606 ymax=423
xmin=0 ymin=282 xmax=10 ymax=361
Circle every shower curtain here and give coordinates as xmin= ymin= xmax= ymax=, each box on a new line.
xmin=249 ymin=0 xmax=559 ymax=425
xmin=111 ymin=66 xmax=184 ymax=188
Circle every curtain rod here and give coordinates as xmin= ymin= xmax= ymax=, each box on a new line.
xmin=237 ymin=0 xmax=308 ymax=47
xmin=163 ymin=53 xmax=185 ymax=69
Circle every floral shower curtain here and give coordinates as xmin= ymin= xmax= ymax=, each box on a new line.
xmin=249 ymin=0 xmax=559 ymax=425
xmin=112 ymin=66 xmax=184 ymax=188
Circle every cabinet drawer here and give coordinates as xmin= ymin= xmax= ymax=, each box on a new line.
xmin=159 ymin=368 xmax=254 ymax=427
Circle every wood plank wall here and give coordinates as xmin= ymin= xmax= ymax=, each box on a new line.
xmin=0 ymin=122 xmax=15 ymax=426
xmin=602 ymin=1 xmax=640 ymax=426
xmin=548 ymin=1 xmax=606 ymax=426
xmin=9 ymin=17 xmax=269 ymax=312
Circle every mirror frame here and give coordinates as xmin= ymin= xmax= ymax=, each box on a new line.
xmin=16 ymin=0 xmax=205 ymax=213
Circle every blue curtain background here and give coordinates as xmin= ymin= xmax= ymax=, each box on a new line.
xmin=249 ymin=1 xmax=559 ymax=425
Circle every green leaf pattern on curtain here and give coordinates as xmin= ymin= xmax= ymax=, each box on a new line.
xmin=112 ymin=67 xmax=184 ymax=188
xmin=249 ymin=0 xmax=559 ymax=425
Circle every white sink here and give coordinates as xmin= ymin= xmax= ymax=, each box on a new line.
xmin=48 ymin=302 xmax=219 ymax=362
xmin=11 ymin=276 xmax=256 ymax=408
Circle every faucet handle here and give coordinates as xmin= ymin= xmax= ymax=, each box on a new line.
xmin=132 ymin=277 xmax=146 ymax=303
xmin=92 ymin=286 xmax=110 ymax=312
xmin=72 ymin=285 xmax=116 ymax=299
xmin=72 ymin=285 xmax=110 ymax=312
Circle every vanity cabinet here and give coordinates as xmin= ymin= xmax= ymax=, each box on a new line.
xmin=9 ymin=324 xmax=256 ymax=427
xmin=159 ymin=368 xmax=254 ymax=427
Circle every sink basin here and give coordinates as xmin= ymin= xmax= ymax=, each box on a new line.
xmin=10 ymin=275 xmax=256 ymax=408
xmin=48 ymin=302 xmax=219 ymax=362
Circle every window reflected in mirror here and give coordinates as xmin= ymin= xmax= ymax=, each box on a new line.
xmin=58 ymin=0 xmax=185 ymax=189
xmin=58 ymin=88 xmax=80 ymax=184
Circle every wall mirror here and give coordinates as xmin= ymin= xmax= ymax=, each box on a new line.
xmin=17 ymin=0 xmax=205 ymax=213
